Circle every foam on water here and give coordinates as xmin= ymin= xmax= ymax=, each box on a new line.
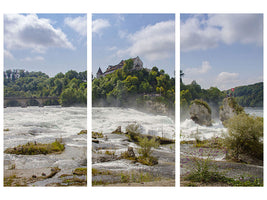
xmin=92 ymin=107 xmax=175 ymax=139
xmin=4 ymin=106 xmax=87 ymax=171
xmin=180 ymin=107 xmax=263 ymax=141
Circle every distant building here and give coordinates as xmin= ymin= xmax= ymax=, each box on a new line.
xmin=96 ymin=56 xmax=143 ymax=78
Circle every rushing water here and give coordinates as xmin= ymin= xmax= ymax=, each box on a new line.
xmin=92 ymin=107 xmax=175 ymax=175
xmin=92 ymin=107 xmax=175 ymax=139
xmin=4 ymin=106 xmax=87 ymax=182
xmin=180 ymin=107 xmax=263 ymax=141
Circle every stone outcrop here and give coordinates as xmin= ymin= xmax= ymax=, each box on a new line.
xmin=189 ymin=100 xmax=212 ymax=126
xmin=126 ymin=146 xmax=135 ymax=158
xmin=112 ymin=126 xmax=123 ymax=134
xmin=144 ymin=100 xmax=168 ymax=115
xmin=219 ymin=97 xmax=244 ymax=125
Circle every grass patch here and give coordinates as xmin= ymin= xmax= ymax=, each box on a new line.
xmin=92 ymin=131 xmax=103 ymax=138
xmin=4 ymin=140 xmax=65 ymax=155
xmin=137 ymin=156 xmax=158 ymax=166
xmin=73 ymin=168 xmax=87 ymax=176
xmin=92 ymin=168 xmax=112 ymax=176
xmin=78 ymin=130 xmax=87 ymax=135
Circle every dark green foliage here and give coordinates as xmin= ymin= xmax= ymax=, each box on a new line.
xmin=180 ymin=70 xmax=263 ymax=118
xmin=92 ymin=63 xmax=175 ymax=110
xmin=224 ymin=113 xmax=263 ymax=160
xmin=227 ymin=97 xmax=244 ymax=115
xmin=226 ymin=82 xmax=263 ymax=107
xmin=4 ymin=69 xmax=87 ymax=107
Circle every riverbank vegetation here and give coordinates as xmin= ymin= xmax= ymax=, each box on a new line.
xmin=180 ymin=111 xmax=263 ymax=186
xmin=224 ymin=113 xmax=263 ymax=161
xmin=92 ymin=59 xmax=175 ymax=113
xmin=4 ymin=140 xmax=65 ymax=155
xmin=4 ymin=69 xmax=87 ymax=107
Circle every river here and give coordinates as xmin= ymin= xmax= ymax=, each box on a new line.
xmin=4 ymin=106 xmax=87 ymax=186
xmin=92 ymin=107 xmax=176 ymax=184
xmin=92 ymin=107 xmax=175 ymax=139
xmin=180 ymin=107 xmax=263 ymax=141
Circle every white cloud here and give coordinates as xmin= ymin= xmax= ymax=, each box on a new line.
xmin=92 ymin=18 xmax=110 ymax=35
xmin=117 ymin=20 xmax=175 ymax=61
xmin=217 ymin=72 xmax=239 ymax=81
xmin=185 ymin=61 xmax=212 ymax=74
xmin=118 ymin=30 xmax=127 ymax=39
xmin=21 ymin=56 xmax=44 ymax=62
xmin=216 ymin=72 xmax=240 ymax=90
xmin=209 ymin=14 xmax=263 ymax=45
xmin=181 ymin=17 xmax=220 ymax=52
xmin=65 ymin=15 xmax=87 ymax=36
xmin=4 ymin=14 xmax=74 ymax=53
xmin=181 ymin=14 xmax=263 ymax=52
xmin=107 ymin=46 xmax=118 ymax=51
xmin=4 ymin=49 xmax=14 ymax=59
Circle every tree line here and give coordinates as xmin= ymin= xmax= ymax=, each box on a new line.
xmin=92 ymin=58 xmax=175 ymax=111
xmin=180 ymin=70 xmax=263 ymax=118
xmin=4 ymin=69 xmax=87 ymax=106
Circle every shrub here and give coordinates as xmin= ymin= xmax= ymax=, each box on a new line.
xmin=92 ymin=131 xmax=103 ymax=138
xmin=138 ymin=137 xmax=159 ymax=158
xmin=227 ymin=97 xmax=244 ymax=115
xmin=224 ymin=113 xmax=263 ymax=160
xmin=125 ymin=123 xmax=143 ymax=142
xmin=137 ymin=137 xmax=159 ymax=166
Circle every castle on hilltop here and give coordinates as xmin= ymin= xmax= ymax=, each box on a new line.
xmin=96 ymin=56 xmax=143 ymax=78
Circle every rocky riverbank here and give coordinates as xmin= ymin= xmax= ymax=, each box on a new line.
xmin=180 ymin=143 xmax=263 ymax=186
xmin=92 ymin=128 xmax=175 ymax=186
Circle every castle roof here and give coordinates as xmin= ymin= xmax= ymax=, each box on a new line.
xmin=97 ymin=67 xmax=103 ymax=74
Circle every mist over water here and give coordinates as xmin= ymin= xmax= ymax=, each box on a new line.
xmin=180 ymin=107 xmax=263 ymax=141
xmin=92 ymin=107 xmax=175 ymax=139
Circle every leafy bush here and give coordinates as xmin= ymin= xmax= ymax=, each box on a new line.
xmin=227 ymin=97 xmax=244 ymax=115
xmin=125 ymin=123 xmax=143 ymax=142
xmin=137 ymin=137 xmax=159 ymax=166
xmin=224 ymin=113 xmax=263 ymax=160
xmin=138 ymin=137 xmax=159 ymax=158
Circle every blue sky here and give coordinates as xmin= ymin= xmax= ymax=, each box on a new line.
xmin=180 ymin=14 xmax=263 ymax=90
xmin=4 ymin=13 xmax=87 ymax=77
xmin=92 ymin=14 xmax=175 ymax=77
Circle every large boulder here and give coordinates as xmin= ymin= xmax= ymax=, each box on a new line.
xmin=219 ymin=97 xmax=244 ymax=125
xmin=189 ymin=100 xmax=212 ymax=126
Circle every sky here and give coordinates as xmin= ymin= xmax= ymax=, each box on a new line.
xmin=180 ymin=14 xmax=263 ymax=90
xmin=4 ymin=13 xmax=87 ymax=77
xmin=92 ymin=14 xmax=175 ymax=77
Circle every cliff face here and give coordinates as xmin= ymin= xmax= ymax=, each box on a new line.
xmin=189 ymin=101 xmax=212 ymax=126
xmin=219 ymin=97 xmax=244 ymax=125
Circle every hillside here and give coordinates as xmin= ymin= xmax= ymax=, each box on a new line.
xmin=92 ymin=58 xmax=175 ymax=113
xmin=225 ymin=82 xmax=263 ymax=107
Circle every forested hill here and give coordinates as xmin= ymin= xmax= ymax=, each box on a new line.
xmin=92 ymin=58 xmax=175 ymax=111
xmin=4 ymin=69 xmax=87 ymax=106
xmin=225 ymin=82 xmax=263 ymax=107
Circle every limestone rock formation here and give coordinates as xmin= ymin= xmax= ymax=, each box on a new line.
xmin=189 ymin=100 xmax=212 ymax=126
xmin=219 ymin=97 xmax=244 ymax=125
